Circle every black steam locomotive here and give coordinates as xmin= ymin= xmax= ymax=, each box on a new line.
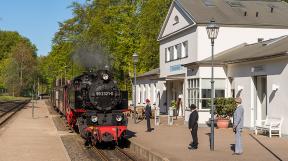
xmin=52 ymin=69 xmax=128 ymax=145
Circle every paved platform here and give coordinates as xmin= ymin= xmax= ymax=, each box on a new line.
xmin=127 ymin=116 xmax=288 ymax=161
xmin=0 ymin=100 xmax=70 ymax=161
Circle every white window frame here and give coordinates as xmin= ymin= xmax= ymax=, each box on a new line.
xmin=187 ymin=78 xmax=200 ymax=109
xmin=182 ymin=41 xmax=188 ymax=58
xmin=165 ymin=48 xmax=170 ymax=62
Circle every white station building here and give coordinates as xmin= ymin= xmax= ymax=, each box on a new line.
xmin=135 ymin=0 xmax=288 ymax=135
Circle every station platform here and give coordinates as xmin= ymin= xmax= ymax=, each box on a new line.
xmin=0 ymin=100 xmax=70 ymax=161
xmin=127 ymin=116 xmax=288 ymax=161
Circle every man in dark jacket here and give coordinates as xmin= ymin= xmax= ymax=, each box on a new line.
xmin=188 ymin=104 xmax=198 ymax=149
xmin=145 ymin=98 xmax=152 ymax=132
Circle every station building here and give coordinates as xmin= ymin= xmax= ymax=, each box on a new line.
xmin=135 ymin=0 xmax=288 ymax=135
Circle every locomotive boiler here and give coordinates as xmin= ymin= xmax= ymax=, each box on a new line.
xmin=52 ymin=69 xmax=128 ymax=145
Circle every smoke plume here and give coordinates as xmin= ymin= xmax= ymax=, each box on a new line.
xmin=72 ymin=43 xmax=112 ymax=71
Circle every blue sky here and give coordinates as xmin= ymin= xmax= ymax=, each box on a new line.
xmin=0 ymin=0 xmax=85 ymax=56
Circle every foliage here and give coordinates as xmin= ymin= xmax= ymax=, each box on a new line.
xmin=0 ymin=95 xmax=28 ymax=101
xmin=214 ymin=97 xmax=237 ymax=119
xmin=170 ymin=100 xmax=176 ymax=108
xmin=39 ymin=0 xmax=172 ymax=97
xmin=0 ymin=31 xmax=37 ymax=96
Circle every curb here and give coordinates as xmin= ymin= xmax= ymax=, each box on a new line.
xmin=129 ymin=140 xmax=170 ymax=161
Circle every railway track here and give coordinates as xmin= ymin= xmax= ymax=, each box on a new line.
xmin=91 ymin=146 xmax=138 ymax=161
xmin=0 ymin=100 xmax=30 ymax=127
xmin=46 ymin=101 xmax=142 ymax=161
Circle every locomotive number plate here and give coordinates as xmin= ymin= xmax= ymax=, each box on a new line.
xmin=95 ymin=91 xmax=114 ymax=96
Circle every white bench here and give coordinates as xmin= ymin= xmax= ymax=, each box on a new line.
xmin=255 ymin=116 xmax=283 ymax=138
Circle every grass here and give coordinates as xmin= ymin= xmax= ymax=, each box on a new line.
xmin=0 ymin=95 xmax=29 ymax=101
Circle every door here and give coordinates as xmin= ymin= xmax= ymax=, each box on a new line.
xmin=253 ymin=76 xmax=267 ymax=126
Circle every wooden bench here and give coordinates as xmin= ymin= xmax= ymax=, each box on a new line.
xmin=255 ymin=116 xmax=283 ymax=138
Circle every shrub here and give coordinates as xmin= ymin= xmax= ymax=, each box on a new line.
xmin=214 ymin=97 xmax=237 ymax=119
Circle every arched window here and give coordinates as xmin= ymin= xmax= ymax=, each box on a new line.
xmin=173 ymin=16 xmax=179 ymax=25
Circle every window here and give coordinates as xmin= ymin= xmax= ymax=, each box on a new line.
xmin=182 ymin=41 xmax=188 ymax=58
xmin=201 ymin=79 xmax=225 ymax=109
xmin=147 ymin=84 xmax=150 ymax=101
xmin=176 ymin=44 xmax=181 ymax=59
xmin=173 ymin=16 xmax=179 ymax=25
xmin=153 ymin=84 xmax=157 ymax=104
xmin=136 ymin=85 xmax=140 ymax=104
xmin=169 ymin=47 xmax=174 ymax=61
xmin=187 ymin=79 xmax=199 ymax=109
xmin=142 ymin=85 xmax=146 ymax=103
xmin=174 ymin=46 xmax=178 ymax=60
xmin=165 ymin=48 xmax=170 ymax=62
xmin=165 ymin=41 xmax=188 ymax=63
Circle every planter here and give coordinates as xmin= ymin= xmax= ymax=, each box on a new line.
xmin=216 ymin=118 xmax=230 ymax=128
xmin=173 ymin=109 xmax=177 ymax=116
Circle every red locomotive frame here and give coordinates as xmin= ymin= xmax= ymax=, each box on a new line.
xmin=51 ymin=72 xmax=128 ymax=145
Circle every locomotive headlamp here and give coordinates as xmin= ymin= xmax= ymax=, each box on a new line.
xmin=115 ymin=115 xmax=123 ymax=122
xmin=91 ymin=116 xmax=98 ymax=123
xmin=102 ymin=73 xmax=109 ymax=80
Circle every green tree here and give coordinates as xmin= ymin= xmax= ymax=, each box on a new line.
xmin=40 ymin=0 xmax=172 ymax=95
xmin=5 ymin=40 xmax=37 ymax=96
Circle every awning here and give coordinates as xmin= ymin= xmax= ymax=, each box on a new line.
xmin=165 ymin=74 xmax=185 ymax=80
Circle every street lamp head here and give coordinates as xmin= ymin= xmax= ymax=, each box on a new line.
xmin=132 ymin=53 xmax=139 ymax=63
xmin=206 ymin=19 xmax=219 ymax=40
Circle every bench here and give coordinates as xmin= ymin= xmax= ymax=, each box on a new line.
xmin=255 ymin=116 xmax=283 ymax=138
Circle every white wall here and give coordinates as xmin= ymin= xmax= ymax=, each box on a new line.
xmin=136 ymin=79 xmax=168 ymax=113
xmin=197 ymin=26 xmax=288 ymax=61
xmin=162 ymin=6 xmax=190 ymax=37
xmin=228 ymin=57 xmax=288 ymax=134
xmin=160 ymin=27 xmax=198 ymax=78
xmin=198 ymin=66 xmax=227 ymax=78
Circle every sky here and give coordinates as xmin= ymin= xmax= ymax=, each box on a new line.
xmin=0 ymin=0 xmax=85 ymax=56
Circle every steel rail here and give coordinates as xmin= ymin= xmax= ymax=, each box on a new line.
xmin=91 ymin=146 xmax=110 ymax=161
xmin=0 ymin=100 xmax=30 ymax=127
xmin=115 ymin=146 xmax=138 ymax=161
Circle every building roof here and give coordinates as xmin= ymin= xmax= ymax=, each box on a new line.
xmin=137 ymin=68 xmax=160 ymax=78
xmin=185 ymin=35 xmax=288 ymax=66
xmin=176 ymin=0 xmax=288 ymax=27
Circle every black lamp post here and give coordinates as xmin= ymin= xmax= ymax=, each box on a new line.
xmin=132 ymin=53 xmax=139 ymax=124
xmin=206 ymin=19 xmax=219 ymax=151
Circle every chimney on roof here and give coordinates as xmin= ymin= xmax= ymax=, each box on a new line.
xmin=256 ymin=12 xmax=259 ymax=17
xmin=258 ymin=38 xmax=264 ymax=43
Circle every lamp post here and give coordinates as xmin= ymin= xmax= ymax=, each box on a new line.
xmin=132 ymin=53 xmax=139 ymax=124
xmin=206 ymin=19 xmax=219 ymax=151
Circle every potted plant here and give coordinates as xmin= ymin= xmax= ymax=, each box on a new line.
xmin=214 ymin=97 xmax=237 ymax=128
xmin=170 ymin=100 xmax=177 ymax=116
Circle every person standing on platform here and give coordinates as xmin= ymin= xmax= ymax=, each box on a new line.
xmin=233 ymin=97 xmax=244 ymax=155
xmin=188 ymin=104 xmax=198 ymax=150
xmin=144 ymin=98 xmax=152 ymax=132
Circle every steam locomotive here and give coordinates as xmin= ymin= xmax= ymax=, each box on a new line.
xmin=51 ymin=69 xmax=128 ymax=145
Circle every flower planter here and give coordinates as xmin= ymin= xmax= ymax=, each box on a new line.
xmin=216 ymin=118 xmax=230 ymax=128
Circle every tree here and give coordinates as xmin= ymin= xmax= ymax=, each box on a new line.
xmin=4 ymin=40 xmax=37 ymax=96
xmin=138 ymin=0 xmax=172 ymax=71
xmin=40 ymin=0 xmax=172 ymax=95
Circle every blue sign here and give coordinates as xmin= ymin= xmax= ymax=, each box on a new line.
xmin=170 ymin=64 xmax=182 ymax=72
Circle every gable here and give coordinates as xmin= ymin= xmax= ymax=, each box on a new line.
xmin=158 ymin=1 xmax=196 ymax=41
